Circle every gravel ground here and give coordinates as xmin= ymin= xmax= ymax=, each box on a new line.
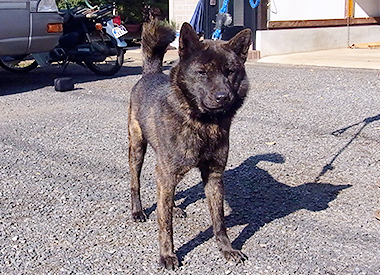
xmin=0 ymin=56 xmax=380 ymax=275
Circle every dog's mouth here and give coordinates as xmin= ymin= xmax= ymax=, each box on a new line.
xmin=205 ymin=92 xmax=235 ymax=111
xmin=187 ymin=91 xmax=236 ymax=115
xmin=201 ymin=100 xmax=233 ymax=114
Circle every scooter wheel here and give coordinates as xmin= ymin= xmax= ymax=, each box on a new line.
xmin=85 ymin=34 xmax=124 ymax=76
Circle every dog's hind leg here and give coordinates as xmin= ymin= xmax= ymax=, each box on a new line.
xmin=128 ymin=111 xmax=147 ymax=222
xmin=200 ymin=164 xmax=248 ymax=263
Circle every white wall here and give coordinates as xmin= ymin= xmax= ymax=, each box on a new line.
xmin=355 ymin=0 xmax=380 ymax=17
xmin=258 ymin=0 xmax=380 ymax=57
xmin=268 ymin=0 xmax=346 ymax=21
xmin=268 ymin=0 xmax=380 ymax=21
xmin=169 ymin=0 xmax=199 ymax=28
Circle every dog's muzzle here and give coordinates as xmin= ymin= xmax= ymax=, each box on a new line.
xmin=201 ymin=91 xmax=234 ymax=113
xmin=215 ymin=91 xmax=230 ymax=105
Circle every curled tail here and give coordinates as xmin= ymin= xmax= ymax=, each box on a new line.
xmin=141 ymin=20 xmax=176 ymax=74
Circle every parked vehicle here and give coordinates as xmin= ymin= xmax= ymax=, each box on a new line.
xmin=0 ymin=0 xmax=63 ymax=72
xmin=0 ymin=0 xmax=128 ymax=76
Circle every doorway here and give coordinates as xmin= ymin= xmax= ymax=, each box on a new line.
xmin=203 ymin=0 xmax=257 ymax=48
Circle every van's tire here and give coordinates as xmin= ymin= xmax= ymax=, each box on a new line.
xmin=0 ymin=54 xmax=38 ymax=73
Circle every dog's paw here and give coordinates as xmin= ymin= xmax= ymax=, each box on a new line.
xmin=222 ymin=249 xmax=248 ymax=263
xmin=159 ymin=254 xmax=179 ymax=270
xmin=173 ymin=207 xmax=187 ymax=218
xmin=132 ymin=211 xmax=147 ymax=222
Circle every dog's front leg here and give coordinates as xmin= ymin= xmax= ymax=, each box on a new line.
xmin=156 ymin=166 xmax=179 ymax=270
xmin=128 ymin=112 xmax=147 ymax=222
xmin=201 ymin=166 xmax=247 ymax=263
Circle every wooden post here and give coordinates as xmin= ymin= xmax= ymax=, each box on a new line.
xmin=345 ymin=0 xmax=353 ymax=46
xmin=345 ymin=0 xmax=354 ymax=18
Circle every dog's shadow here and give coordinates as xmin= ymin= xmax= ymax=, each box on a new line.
xmin=173 ymin=153 xmax=351 ymax=261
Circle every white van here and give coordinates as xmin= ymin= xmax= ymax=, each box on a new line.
xmin=0 ymin=0 xmax=63 ymax=56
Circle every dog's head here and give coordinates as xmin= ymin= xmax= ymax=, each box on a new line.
xmin=173 ymin=22 xmax=252 ymax=118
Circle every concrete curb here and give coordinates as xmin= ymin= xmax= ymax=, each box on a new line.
xmin=258 ymin=48 xmax=380 ymax=69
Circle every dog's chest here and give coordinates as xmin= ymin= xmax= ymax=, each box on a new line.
xmin=169 ymin=121 xmax=228 ymax=164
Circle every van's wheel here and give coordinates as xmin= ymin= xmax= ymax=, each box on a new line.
xmin=0 ymin=54 xmax=38 ymax=73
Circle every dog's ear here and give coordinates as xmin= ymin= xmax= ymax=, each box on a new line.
xmin=227 ymin=29 xmax=252 ymax=62
xmin=179 ymin=22 xmax=203 ymax=60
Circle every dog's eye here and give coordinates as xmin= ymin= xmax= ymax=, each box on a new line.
xmin=197 ymin=70 xmax=207 ymax=76
xmin=225 ymin=68 xmax=235 ymax=76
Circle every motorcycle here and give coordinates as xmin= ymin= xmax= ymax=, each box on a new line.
xmin=0 ymin=0 xmax=128 ymax=76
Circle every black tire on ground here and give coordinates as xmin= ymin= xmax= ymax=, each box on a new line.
xmin=85 ymin=34 xmax=124 ymax=76
xmin=0 ymin=55 xmax=38 ymax=73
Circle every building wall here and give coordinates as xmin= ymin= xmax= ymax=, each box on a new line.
xmin=169 ymin=0 xmax=199 ymax=28
xmin=258 ymin=0 xmax=380 ymax=56
xmin=268 ymin=0 xmax=380 ymax=21
xmin=257 ymin=25 xmax=380 ymax=56
xmin=169 ymin=0 xmax=380 ymax=56
xmin=268 ymin=0 xmax=346 ymax=21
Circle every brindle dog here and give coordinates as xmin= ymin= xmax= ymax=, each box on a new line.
xmin=128 ymin=20 xmax=252 ymax=269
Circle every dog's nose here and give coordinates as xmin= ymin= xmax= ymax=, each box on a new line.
xmin=215 ymin=91 xmax=229 ymax=103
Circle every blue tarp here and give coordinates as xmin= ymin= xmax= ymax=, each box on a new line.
xmin=189 ymin=0 xmax=204 ymax=34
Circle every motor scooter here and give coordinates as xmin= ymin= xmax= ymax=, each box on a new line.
xmin=0 ymin=0 xmax=128 ymax=76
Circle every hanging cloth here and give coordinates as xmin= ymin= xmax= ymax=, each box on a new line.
xmin=189 ymin=0 xmax=205 ymax=34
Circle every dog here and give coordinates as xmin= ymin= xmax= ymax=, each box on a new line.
xmin=128 ymin=20 xmax=252 ymax=269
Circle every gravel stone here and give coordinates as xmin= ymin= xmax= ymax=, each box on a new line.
xmin=1 ymin=59 xmax=380 ymax=274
